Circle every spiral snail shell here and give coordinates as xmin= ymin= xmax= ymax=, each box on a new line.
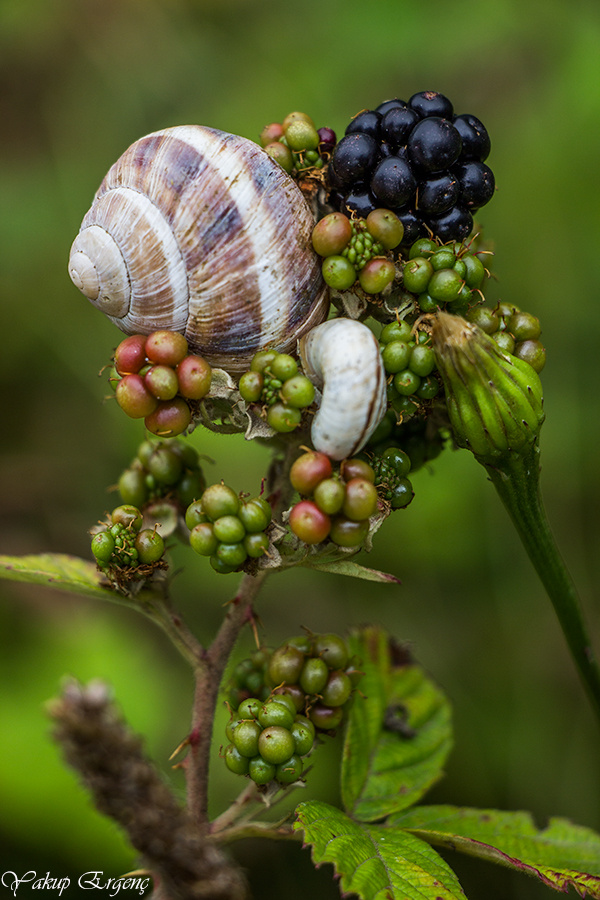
xmin=299 ymin=318 xmax=388 ymax=460
xmin=68 ymin=125 xmax=329 ymax=373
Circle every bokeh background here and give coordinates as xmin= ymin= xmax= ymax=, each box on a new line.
xmin=1 ymin=0 xmax=600 ymax=897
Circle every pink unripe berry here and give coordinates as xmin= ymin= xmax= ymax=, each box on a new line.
xmin=144 ymin=398 xmax=191 ymax=437
xmin=116 ymin=374 xmax=159 ymax=418
xmin=114 ymin=334 xmax=147 ymax=375
xmin=176 ymin=355 xmax=212 ymax=399
xmin=145 ymin=331 xmax=189 ymax=367
xmin=289 ymin=500 xmax=331 ymax=544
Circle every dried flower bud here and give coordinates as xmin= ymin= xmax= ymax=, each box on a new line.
xmin=431 ymin=312 xmax=544 ymax=465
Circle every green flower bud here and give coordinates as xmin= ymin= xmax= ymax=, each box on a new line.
xmin=431 ymin=312 xmax=544 ymax=465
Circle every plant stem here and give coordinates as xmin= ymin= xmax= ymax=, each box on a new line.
xmin=484 ymin=442 xmax=600 ymax=724
xmin=184 ymin=440 xmax=299 ymax=832
xmin=186 ymin=569 xmax=269 ymax=831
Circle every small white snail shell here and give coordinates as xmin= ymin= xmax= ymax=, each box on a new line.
xmin=299 ymin=318 xmax=388 ymax=460
xmin=68 ymin=125 xmax=329 ymax=373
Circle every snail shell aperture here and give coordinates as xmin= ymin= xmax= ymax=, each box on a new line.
xmin=68 ymin=125 xmax=329 ymax=372
xmin=299 ymin=318 xmax=388 ymax=460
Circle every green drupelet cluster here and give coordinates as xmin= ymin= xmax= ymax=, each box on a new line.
xmin=401 ymin=236 xmax=488 ymax=314
xmin=91 ymin=504 xmax=165 ymax=572
xmin=466 ymin=301 xmax=546 ymax=373
xmin=238 ymin=349 xmax=315 ymax=434
xmin=118 ymin=439 xmax=206 ymax=511
xmin=224 ymin=632 xmax=363 ymax=786
xmin=186 ymin=483 xmax=272 ymax=574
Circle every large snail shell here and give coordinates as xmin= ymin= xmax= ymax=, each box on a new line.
xmin=299 ymin=318 xmax=388 ymax=460
xmin=68 ymin=125 xmax=329 ymax=372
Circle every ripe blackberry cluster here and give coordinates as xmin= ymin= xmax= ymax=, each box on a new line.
xmin=327 ymin=91 xmax=494 ymax=244
xmin=224 ymin=632 xmax=363 ymax=786
xmin=259 ymin=110 xmax=337 ymax=177
xmin=91 ymin=504 xmax=166 ymax=578
xmin=311 ymin=209 xmax=403 ymax=294
xmin=238 ymin=349 xmax=316 ymax=434
xmin=466 ymin=302 xmax=546 ymax=373
xmin=118 ymin=439 xmax=206 ymax=511
xmin=110 ymin=331 xmax=212 ymax=437
xmin=288 ymin=451 xmax=379 ymax=548
xmin=186 ymin=483 xmax=272 ymax=574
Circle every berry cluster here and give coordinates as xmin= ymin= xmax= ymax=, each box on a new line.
xmin=367 ymin=409 xmax=447 ymax=473
xmin=91 ymin=504 xmax=165 ymax=573
xmin=312 ymin=209 xmax=402 ymax=294
xmin=259 ymin=111 xmax=336 ymax=176
xmin=466 ymin=302 xmax=546 ymax=373
xmin=380 ymin=319 xmax=440 ymax=407
xmin=110 ymin=331 xmax=212 ymax=437
xmin=288 ymin=451 xmax=379 ymax=548
xmin=401 ymin=236 xmax=488 ymax=314
xmin=228 ymin=648 xmax=273 ymax=709
xmin=186 ymin=483 xmax=272 ymax=574
xmin=369 ymin=446 xmax=414 ymax=510
xmin=327 ymin=91 xmax=494 ymax=244
xmin=239 ymin=350 xmax=315 ymax=433
xmin=118 ymin=439 xmax=206 ymax=511
xmin=224 ymin=632 xmax=362 ymax=786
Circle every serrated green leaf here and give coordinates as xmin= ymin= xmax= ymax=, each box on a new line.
xmin=0 ymin=553 xmax=147 ymax=609
xmin=305 ymin=558 xmax=401 ymax=583
xmin=342 ymin=626 xmax=452 ymax=822
xmin=393 ymin=805 xmax=600 ymax=897
xmin=294 ymin=800 xmax=466 ymax=900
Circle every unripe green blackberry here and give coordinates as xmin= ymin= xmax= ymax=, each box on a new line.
xmin=118 ymin=438 xmax=206 ymax=511
xmin=91 ymin=504 xmax=166 ymax=579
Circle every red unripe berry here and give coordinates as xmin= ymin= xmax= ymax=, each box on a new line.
xmin=260 ymin=122 xmax=285 ymax=146
xmin=115 ymin=374 xmax=159 ymax=418
xmin=114 ymin=334 xmax=147 ymax=375
xmin=144 ymin=365 xmax=179 ymax=400
xmin=340 ymin=458 xmax=376 ymax=483
xmin=289 ymin=451 xmax=333 ymax=495
xmin=289 ymin=500 xmax=331 ymax=544
xmin=176 ymin=355 xmax=212 ymax=399
xmin=145 ymin=331 xmax=189 ymax=367
xmin=144 ymin=398 xmax=191 ymax=437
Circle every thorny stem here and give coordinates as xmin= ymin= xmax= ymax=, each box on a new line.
xmin=186 ymin=570 xmax=269 ymax=831
xmin=485 ymin=442 xmax=600 ymax=725
xmin=185 ymin=439 xmax=300 ymax=832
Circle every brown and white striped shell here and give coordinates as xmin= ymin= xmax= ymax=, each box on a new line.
xmin=68 ymin=125 xmax=329 ymax=373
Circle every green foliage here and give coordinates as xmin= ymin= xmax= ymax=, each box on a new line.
xmin=295 ymin=802 xmax=467 ymax=900
xmin=293 ymin=626 xmax=600 ymax=900
xmin=395 ymin=807 xmax=600 ymax=890
xmin=341 ymin=626 xmax=452 ymax=820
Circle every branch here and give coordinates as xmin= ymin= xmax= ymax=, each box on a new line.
xmin=186 ymin=570 xmax=268 ymax=831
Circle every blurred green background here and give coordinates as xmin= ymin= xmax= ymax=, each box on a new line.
xmin=1 ymin=0 xmax=600 ymax=896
